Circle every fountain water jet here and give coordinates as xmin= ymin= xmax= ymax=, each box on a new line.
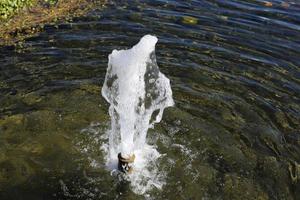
xmin=102 ymin=35 xmax=174 ymax=178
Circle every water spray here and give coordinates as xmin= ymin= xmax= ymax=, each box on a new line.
xmin=102 ymin=34 xmax=174 ymax=176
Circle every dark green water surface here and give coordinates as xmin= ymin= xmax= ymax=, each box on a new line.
xmin=0 ymin=0 xmax=300 ymax=199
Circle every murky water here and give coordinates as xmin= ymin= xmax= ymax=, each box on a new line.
xmin=0 ymin=0 xmax=299 ymax=199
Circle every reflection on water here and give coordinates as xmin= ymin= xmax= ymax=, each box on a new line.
xmin=0 ymin=0 xmax=299 ymax=199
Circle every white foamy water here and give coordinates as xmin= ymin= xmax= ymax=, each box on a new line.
xmin=101 ymin=35 xmax=174 ymax=194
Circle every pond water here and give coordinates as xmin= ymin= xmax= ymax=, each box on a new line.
xmin=0 ymin=0 xmax=299 ymax=199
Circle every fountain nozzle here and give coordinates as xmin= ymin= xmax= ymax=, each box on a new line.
xmin=118 ymin=153 xmax=135 ymax=173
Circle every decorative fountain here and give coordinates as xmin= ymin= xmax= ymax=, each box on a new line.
xmin=101 ymin=34 xmax=174 ymax=191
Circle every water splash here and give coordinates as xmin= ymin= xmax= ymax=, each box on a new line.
xmin=101 ymin=34 xmax=174 ymax=194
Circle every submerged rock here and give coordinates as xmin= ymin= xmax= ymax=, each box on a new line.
xmin=288 ymin=161 xmax=300 ymax=184
xmin=223 ymin=173 xmax=268 ymax=200
xmin=0 ymin=158 xmax=34 ymax=189
xmin=181 ymin=16 xmax=198 ymax=25
xmin=0 ymin=87 xmax=109 ymax=194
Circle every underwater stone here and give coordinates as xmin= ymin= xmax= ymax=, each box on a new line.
xmin=0 ymin=158 xmax=34 ymax=187
xmin=288 ymin=161 xmax=300 ymax=184
xmin=223 ymin=173 xmax=268 ymax=200
xmin=0 ymin=114 xmax=27 ymax=141
xmin=24 ymin=110 xmax=58 ymax=131
xmin=181 ymin=16 xmax=198 ymax=25
xmin=254 ymin=155 xmax=294 ymax=199
xmin=0 ymin=114 xmax=24 ymax=126
xmin=19 ymin=140 xmax=44 ymax=155
xmin=79 ymin=84 xmax=101 ymax=94
xmin=22 ymin=93 xmax=42 ymax=106
xmin=274 ymin=111 xmax=291 ymax=130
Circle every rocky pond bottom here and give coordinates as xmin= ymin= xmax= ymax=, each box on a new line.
xmin=0 ymin=82 xmax=299 ymax=199
xmin=0 ymin=0 xmax=300 ymax=199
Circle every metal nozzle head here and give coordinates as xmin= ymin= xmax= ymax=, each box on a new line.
xmin=118 ymin=153 xmax=135 ymax=173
